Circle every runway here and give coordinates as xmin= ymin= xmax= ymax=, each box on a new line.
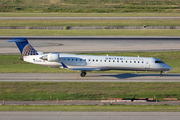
xmin=1 ymin=36 xmax=180 ymax=54
xmin=1 ymin=112 xmax=180 ymax=120
xmin=0 ymin=73 xmax=180 ymax=82
xmin=1 ymin=17 xmax=180 ymax=20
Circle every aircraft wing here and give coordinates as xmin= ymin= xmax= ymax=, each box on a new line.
xmin=70 ymin=68 xmax=100 ymax=71
xmin=61 ymin=62 xmax=100 ymax=71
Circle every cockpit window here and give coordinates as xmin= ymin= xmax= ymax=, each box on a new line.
xmin=155 ymin=61 xmax=164 ymax=63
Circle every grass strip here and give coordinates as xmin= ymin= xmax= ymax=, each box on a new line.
xmin=1 ymin=19 xmax=180 ymax=27
xmin=0 ymin=51 xmax=180 ymax=73
xmin=0 ymin=82 xmax=180 ymax=100
xmin=0 ymin=105 xmax=180 ymax=112
xmin=0 ymin=29 xmax=180 ymax=36
xmin=1 ymin=13 xmax=180 ymax=17
xmin=0 ymin=0 xmax=180 ymax=13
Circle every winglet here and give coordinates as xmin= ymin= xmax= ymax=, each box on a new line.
xmin=61 ymin=62 xmax=68 ymax=68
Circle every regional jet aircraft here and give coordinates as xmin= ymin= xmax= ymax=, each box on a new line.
xmin=8 ymin=38 xmax=172 ymax=77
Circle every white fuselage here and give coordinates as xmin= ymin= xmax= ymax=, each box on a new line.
xmin=23 ymin=53 xmax=172 ymax=72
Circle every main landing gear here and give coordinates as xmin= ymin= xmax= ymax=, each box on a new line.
xmin=80 ymin=71 xmax=87 ymax=77
xmin=160 ymin=71 xmax=163 ymax=77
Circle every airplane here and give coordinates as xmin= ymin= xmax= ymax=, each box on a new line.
xmin=8 ymin=38 xmax=172 ymax=77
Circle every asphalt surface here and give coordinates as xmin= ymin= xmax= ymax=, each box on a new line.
xmin=1 ymin=36 xmax=180 ymax=54
xmin=0 ymin=73 xmax=180 ymax=82
xmin=1 ymin=17 xmax=180 ymax=19
xmin=1 ymin=36 xmax=180 ymax=40
xmin=1 ymin=112 xmax=180 ymax=120
xmin=1 ymin=100 xmax=180 ymax=105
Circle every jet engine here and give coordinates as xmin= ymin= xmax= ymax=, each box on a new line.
xmin=40 ymin=53 xmax=60 ymax=62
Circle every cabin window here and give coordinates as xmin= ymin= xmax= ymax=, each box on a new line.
xmin=96 ymin=60 xmax=98 ymax=62
xmin=113 ymin=60 xmax=115 ymax=62
xmin=80 ymin=59 xmax=82 ymax=61
xmin=130 ymin=61 xmax=132 ymax=63
xmin=155 ymin=61 xmax=164 ymax=63
xmin=134 ymin=61 xmax=136 ymax=63
xmin=109 ymin=60 xmax=111 ymax=62
xmin=104 ymin=60 xmax=106 ymax=62
xmin=93 ymin=59 xmax=94 ymax=62
xmin=68 ymin=59 xmax=70 ymax=61
xmin=89 ymin=59 xmax=90 ymax=61
xmin=117 ymin=61 xmax=119 ymax=62
xmin=142 ymin=61 xmax=144 ymax=63
xmin=72 ymin=59 xmax=73 ymax=61
xmin=121 ymin=61 xmax=123 ymax=63
xmin=100 ymin=60 xmax=102 ymax=62
xmin=138 ymin=61 xmax=139 ymax=63
xmin=126 ymin=61 xmax=127 ymax=63
xmin=84 ymin=59 xmax=86 ymax=61
xmin=76 ymin=59 xmax=78 ymax=61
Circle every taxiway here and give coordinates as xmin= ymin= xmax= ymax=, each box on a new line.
xmin=0 ymin=73 xmax=180 ymax=82
xmin=1 ymin=112 xmax=180 ymax=120
xmin=1 ymin=36 xmax=180 ymax=54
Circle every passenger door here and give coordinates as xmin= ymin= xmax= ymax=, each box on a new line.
xmin=145 ymin=61 xmax=150 ymax=69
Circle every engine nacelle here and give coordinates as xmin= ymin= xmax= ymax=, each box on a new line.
xmin=47 ymin=53 xmax=60 ymax=62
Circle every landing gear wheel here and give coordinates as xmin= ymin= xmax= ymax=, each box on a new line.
xmin=160 ymin=71 xmax=163 ymax=77
xmin=80 ymin=71 xmax=86 ymax=77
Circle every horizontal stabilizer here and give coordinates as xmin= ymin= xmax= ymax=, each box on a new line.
xmin=7 ymin=38 xmax=27 ymax=43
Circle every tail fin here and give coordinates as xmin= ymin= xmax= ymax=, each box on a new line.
xmin=7 ymin=38 xmax=38 ymax=56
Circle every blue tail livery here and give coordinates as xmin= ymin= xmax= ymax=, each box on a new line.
xmin=7 ymin=38 xmax=38 ymax=56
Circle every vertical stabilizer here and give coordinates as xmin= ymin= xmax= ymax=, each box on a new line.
xmin=7 ymin=38 xmax=38 ymax=56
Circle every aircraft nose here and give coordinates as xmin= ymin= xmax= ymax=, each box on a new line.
xmin=166 ymin=64 xmax=172 ymax=70
xmin=169 ymin=66 xmax=172 ymax=70
xmin=164 ymin=64 xmax=172 ymax=70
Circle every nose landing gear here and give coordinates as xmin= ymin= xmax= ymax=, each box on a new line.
xmin=160 ymin=71 xmax=163 ymax=77
xmin=80 ymin=71 xmax=87 ymax=77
